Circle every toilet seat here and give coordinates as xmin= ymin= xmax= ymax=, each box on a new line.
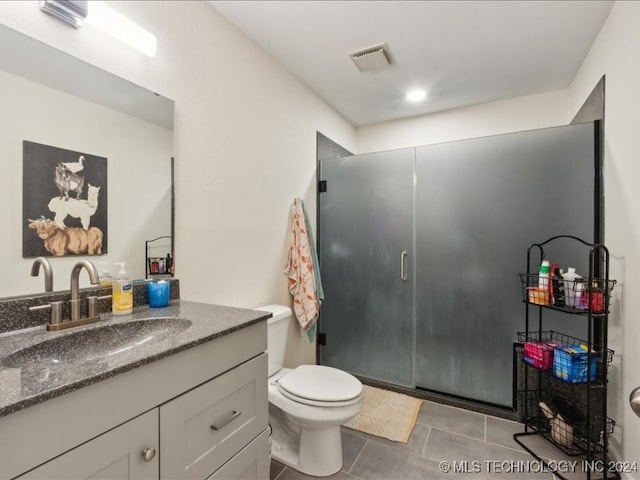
xmin=277 ymin=365 xmax=362 ymax=407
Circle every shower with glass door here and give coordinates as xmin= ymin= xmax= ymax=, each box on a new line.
xmin=317 ymin=122 xmax=599 ymax=407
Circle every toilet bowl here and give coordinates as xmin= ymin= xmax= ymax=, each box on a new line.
xmin=256 ymin=305 xmax=363 ymax=477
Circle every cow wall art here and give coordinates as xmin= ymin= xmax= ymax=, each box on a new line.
xmin=23 ymin=141 xmax=108 ymax=257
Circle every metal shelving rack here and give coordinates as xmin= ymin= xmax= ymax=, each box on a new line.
xmin=514 ymin=235 xmax=617 ymax=480
xmin=145 ymin=235 xmax=174 ymax=280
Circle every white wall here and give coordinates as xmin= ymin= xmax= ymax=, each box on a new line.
xmin=155 ymin=2 xmax=355 ymax=366
xmin=355 ymin=89 xmax=570 ymax=153
xmin=566 ymin=1 xmax=640 ymax=468
xmin=0 ymin=1 xmax=355 ymax=366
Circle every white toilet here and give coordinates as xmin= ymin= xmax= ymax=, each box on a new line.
xmin=256 ymin=305 xmax=363 ymax=477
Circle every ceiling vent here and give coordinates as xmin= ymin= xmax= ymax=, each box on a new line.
xmin=349 ymin=43 xmax=392 ymax=73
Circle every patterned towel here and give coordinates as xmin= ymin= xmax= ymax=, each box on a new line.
xmin=285 ymin=198 xmax=322 ymax=335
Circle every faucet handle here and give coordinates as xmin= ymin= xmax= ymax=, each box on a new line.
xmin=87 ymin=295 xmax=112 ymax=318
xmin=29 ymin=301 xmax=63 ymax=326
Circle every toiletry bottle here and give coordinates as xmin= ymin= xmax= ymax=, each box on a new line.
xmin=166 ymin=253 xmax=173 ymax=273
xmin=538 ymin=260 xmax=550 ymax=291
xmin=112 ymin=262 xmax=133 ymax=315
xmin=575 ymin=281 xmax=586 ymax=310
xmin=588 ymin=280 xmax=604 ymax=312
xmin=98 ymin=262 xmax=113 ymax=287
xmin=551 ymin=265 xmax=565 ymax=306
xmin=562 ymin=267 xmax=582 ymax=308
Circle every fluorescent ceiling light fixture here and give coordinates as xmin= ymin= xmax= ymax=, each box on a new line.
xmin=405 ymin=89 xmax=427 ymax=103
xmin=40 ymin=1 xmax=88 ymax=29
xmin=86 ymin=1 xmax=156 ymax=57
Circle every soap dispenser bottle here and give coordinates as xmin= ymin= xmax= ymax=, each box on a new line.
xmin=112 ymin=262 xmax=133 ymax=315
xmin=98 ymin=262 xmax=113 ymax=287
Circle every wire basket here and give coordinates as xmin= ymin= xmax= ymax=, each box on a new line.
xmin=519 ymin=273 xmax=616 ymax=314
xmin=518 ymin=331 xmax=613 ymax=384
xmin=519 ymin=389 xmax=615 ymax=457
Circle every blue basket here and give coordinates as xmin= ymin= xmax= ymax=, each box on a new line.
xmin=553 ymin=345 xmax=598 ymax=383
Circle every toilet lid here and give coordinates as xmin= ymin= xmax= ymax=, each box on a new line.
xmin=277 ymin=365 xmax=362 ymax=403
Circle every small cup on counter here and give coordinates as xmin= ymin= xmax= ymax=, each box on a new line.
xmin=148 ymin=280 xmax=170 ymax=308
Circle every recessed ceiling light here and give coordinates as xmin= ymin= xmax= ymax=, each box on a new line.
xmin=406 ymin=89 xmax=427 ymax=103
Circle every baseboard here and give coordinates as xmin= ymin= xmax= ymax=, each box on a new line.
xmin=608 ymin=443 xmax=637 ymax=480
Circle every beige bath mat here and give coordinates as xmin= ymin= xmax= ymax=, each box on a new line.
xmin=343 ymin=385 xmax=422 ymax=443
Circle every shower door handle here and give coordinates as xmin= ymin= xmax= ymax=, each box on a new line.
xmin=400 ymin=251 xmax=408 ymax=282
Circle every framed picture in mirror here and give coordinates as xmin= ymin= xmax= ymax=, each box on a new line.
xmin=23 ymin=140 xmax=108 ymax=257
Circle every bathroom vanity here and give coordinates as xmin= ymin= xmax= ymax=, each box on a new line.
xmin=0 ymin=301 xmax=270 ymax=479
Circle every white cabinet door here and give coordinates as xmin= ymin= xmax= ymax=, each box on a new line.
xmin=160 ymin=354 xmax=268 ymax=479
xmin=16 ymin=409 xmax=159 ymax=480
xmin=206 ymin=429 xmax=269 ymax=480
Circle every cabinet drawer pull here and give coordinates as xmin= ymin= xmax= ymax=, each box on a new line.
xmin=141 ymin=447 xmax=156 ymax=462
xmin=210 ymin=410 xmax=241 ymax=431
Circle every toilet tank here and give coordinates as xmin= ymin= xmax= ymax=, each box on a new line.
xmin=255 ymin=304 xmax=292 ymax=376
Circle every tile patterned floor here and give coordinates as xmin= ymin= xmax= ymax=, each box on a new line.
xmin=270 ymin=398 xmax=594 ymax=480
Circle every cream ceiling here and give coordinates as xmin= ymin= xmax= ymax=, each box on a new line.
xmin=210 ymin=1 xmax=613 ymax=126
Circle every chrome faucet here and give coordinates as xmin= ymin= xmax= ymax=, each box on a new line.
xmin=30 ymin=260 xmax=106 ymax=332
xmin=69 ymin=260 xmax=100 ymax=323
xmin=31 ymin=257 xmax=53 ymax=292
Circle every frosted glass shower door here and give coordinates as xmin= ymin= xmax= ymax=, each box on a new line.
xmin=414 ymin=123 xmax=596 ymax=406
xmin=318 ymin=148 xmax=414 ymax=386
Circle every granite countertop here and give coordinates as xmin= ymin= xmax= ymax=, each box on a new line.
xmin=0 ymin=300 xmax=270 ymax=417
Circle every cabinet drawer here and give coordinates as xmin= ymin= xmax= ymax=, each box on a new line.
xmin=206 ymin=429 xmax=269 ymax=480
xmin=160 ymin=353 xmax=268 ymax=479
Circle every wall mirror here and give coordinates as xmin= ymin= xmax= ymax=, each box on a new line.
xmin=0 ymin=24 xmax=175 ymax=298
